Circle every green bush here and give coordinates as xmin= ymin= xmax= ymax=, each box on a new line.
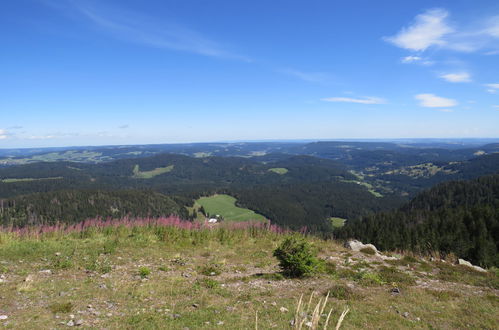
xmin=49 ymin=302 xmax=73 ymax=314
xmin=138 ymin=266 xmax=151 ymax=278
xmin=273 ymin=236 xmax=322 ymax=278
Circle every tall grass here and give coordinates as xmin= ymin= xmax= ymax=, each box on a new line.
xmin=0 ymin=216 xmax=288 ymax=243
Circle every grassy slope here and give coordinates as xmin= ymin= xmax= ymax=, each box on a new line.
xmin=132 ymin=164 xmax=174 ymax=179
xmin=0 ymin=224 xmax=497 ymax=329
xmin=196 ymin=194 xmax=267 ymax=222
xmin=268 ymin=168 xmax=288 ymax=175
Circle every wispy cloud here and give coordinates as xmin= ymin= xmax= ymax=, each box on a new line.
xmin=321 ymin=96 xmax=386 ymax=104
xmin=439 ymin=72 xmax=471 ymax=83
xmin=45 ymin=0 xmax=250 ymax=61
xmin=401 ymin=55 xmax=422 ymax=63
xmin=118 ymin=124 xmax=129 ymax=129
xmin=279 ymin=68 xmax=330 ymax=83
xmin=0 ymin=129 xmax=8 ymax=140
xmin=415 ymin=93 xmax=458 ymax=108
xmin=485 ymin=83 xmax=499 ymax=93
xmin=386 ymin=9 xmax=499 ymax=54
xmin=492 ymin=105 xmax=499 ymax=110
xmin=385 ymin=9 xmax=453 ymax=51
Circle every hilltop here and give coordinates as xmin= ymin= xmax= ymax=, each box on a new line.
xmin=0 ymin=219 xmax=497 ymax=329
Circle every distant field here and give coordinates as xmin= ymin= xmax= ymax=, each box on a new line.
xmin=268 ymin=167 xmax=288 ymax=174
xmin=1 ymin=177 xmax=63 ymax=183
xmin=330 ymin=217 xmax=346 ymax=228
xmin=132 ymin=164 xmax=174 ymax=179
xmin=195 ymin=194 xmax=266 ymax=222
xmin=341 ymin=179 xmax=383 ymax=197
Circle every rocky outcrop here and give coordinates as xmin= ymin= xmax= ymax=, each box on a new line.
xmin=457 ymin=259 xmax=487 ymax=273
xmin=344 ymin=239 xmax=379 ymax=254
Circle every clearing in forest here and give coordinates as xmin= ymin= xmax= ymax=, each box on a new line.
xmin=194 ymin=194 xmax=266 ymax=222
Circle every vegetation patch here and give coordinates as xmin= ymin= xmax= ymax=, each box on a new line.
xmin=132 ymin=164 xmax=174 ymax=179
xmin=1 ymin=177 xmax=63 ymax=183
xmin=273 ymin=236 xmax=323 ymax=278
xmin=330 ymin=217 xmax=346 ymax=228
xmin=49 ymin=302 xmax=74 ymax=314
xmin=195 ymin=194 xmax=266 ymax=222
xmin=360 ymin=247 xmax=376 ymax=255
xmin=268 ymin=167 xmax=288 ymax=174
xmin=326 ymin=284 xmax=362 ymax=300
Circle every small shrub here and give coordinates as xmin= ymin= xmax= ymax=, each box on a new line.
xmin=378 ymin=266 xmax=415 ymax=286
xmin=253 ymin=273 xmax=285 ymax=281
xmin=425 ymin=289 xmax=460 ymax=301
xmin=49 ymin=302 xmax=73 ymax=314
xmin=273 ymin=236 xmax=323 ymax=278
xmin=359 ymin=247 xmax=376 ymax=255
xmin=199 ymin=263 xmax=223 ymax=276
xmin=102 ymin=239 xmax=119 ymax=254
xmin=358 ymin=271 xmax=385 ymax=286
xmin=51 ymin=256 xmax=73 ymax=270
xmin=158 ymin=266 xmax=169 ymax=272
xmin=326 ymin=284 xmax=360 ymax=300
xmin=323 ymin=261 xmax=337 ymax=275
xmin=197 ymin=278 xmax=220 ymax=289
xmin=138 ymin=266 xmax=151 ymax=278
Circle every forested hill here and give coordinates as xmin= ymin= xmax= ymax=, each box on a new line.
xmin=337 ymin=175 xmax=499 ymax=267
xmin=0 ymin=190 xmax=187 ymax=228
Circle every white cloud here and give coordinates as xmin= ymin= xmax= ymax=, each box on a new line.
xmin=385 ymin=9 xmax=453 ymax=51
xmin=321 ymin=97 xmax=386 ymax=104
xmin=0 ymin=129 xmax=7 ymax=140
xmin=439 ymin=72 xmax=471 ymax=83
xmin=387 ymin=11 xmax=499 ymax=54
xmin=401 ymin=55 xmax=422 ymax=63
xmin=415 ymin=94 xmax=458 ymax=108
xmin=485 ymin=83 xmax=499 ymax=93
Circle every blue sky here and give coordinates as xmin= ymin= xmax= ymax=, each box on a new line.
xmin=1 ymin=0 xmax=499 ymax=147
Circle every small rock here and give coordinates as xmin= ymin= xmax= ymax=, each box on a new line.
xmin=217 ymin=321 xmax=224 ymax=325
xmin=172 ymin=314 xmax=181 ymax=319
xmin=182 ymin=273 xmax=191 ymax=278
xmin=416 ymin=317 xmax=421 ymax=322
xmin=0 ymin=315 xmax=8 ymax=320
xmin=67 ymin=320 xmax=75 ymax=327
xmin=100 ymin=273 xmax=110 ymax=278
xmin=39 ymin=269 xmax=52 ymax=274
xmin=69 ymin=314 xmax=75 ymax=319
xmin=391 ymin=287 xmax=400 ymax=295
xmin=106 ymin=313 xmax=113 ymax=317
xmin=344 ymin=239 xmax=379 ymax=254
xmin=305 ymin=321 xmax=313 ymax=328
xmin=279 ymin=307 xmax=289 ymax=313
xmin=75 ymin=319 xmax=83 ymax=326
xmin=24 ymin=275 xmax=34 ymax=282
xmin=55 ymin=252 xmax=61 ymax=256
xmin=192 ymin=303 xmax=199 ymax=308
xmin=99 ymin=284 xmax=107 ymax=289
xmin=402 ymin=312 xmax=409 ymax=318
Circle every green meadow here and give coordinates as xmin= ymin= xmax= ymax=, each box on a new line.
xmin=132 ymin=164 xmax=174 ymax=179
xmin=195 ymin=194 xmax=267 ymax=222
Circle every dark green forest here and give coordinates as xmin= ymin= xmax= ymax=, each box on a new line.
xmin=338 ymin=175 xmax=499 ymax=267
xmin=0 ymin=190 xmax=187 ymax=228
